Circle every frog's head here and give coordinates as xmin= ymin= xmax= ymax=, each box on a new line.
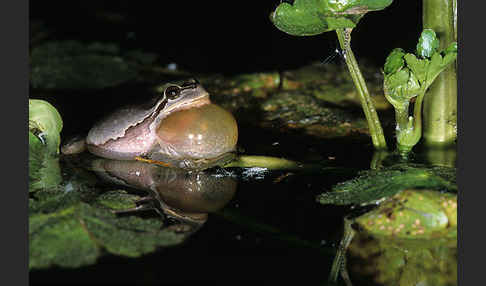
xmin=159 ymin=79 xmax=210 ymax=116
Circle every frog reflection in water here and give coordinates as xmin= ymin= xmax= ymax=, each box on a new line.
xmin=84 ymin=79 xmax=238 ymax=169
xmin=91 ymin=159 xmax=238 ymax=226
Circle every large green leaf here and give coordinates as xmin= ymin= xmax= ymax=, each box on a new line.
xmin=270 ymin=0 xmax=393 ymax=36
xmin=316 ymin=164 xmax=456 ymax=206
xmin=29 ymin=188 xmax=186 ymax=269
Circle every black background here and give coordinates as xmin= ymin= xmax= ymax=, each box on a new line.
xmin=30 ymin=1 xmax=421 ymax=74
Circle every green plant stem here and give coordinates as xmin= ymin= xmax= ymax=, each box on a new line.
xmin=335 ymin=28 xmax=387 ymax=150
xmin=397 ymin=89 xmax=427 ymax=155
xmin=422 ymin=0 xmax=457 ymax=146
xmin=328 ymin=217 xmax=355 ymax=285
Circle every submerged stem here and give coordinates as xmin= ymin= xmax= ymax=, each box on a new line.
xmin=335 ymin=28 xmax=387 ymax=150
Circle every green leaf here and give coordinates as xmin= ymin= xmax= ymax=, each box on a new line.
xmin=416 ymin=29 xmax=440 ymax=58
xmin=356 ymin=189 xmax=457 ymax=238
xmin=424 ymin=42 xmax=458 ymax=90
xmin=316 ymin=164 xmax=457 ymax=206
xmin=29 ymin=99 xmax=63 ymax=155
xmin=29 ymin=192 xmax=186 ymax=269
xmin=29 ymin=99 xmax=63 ymax=192
xmin=270 ymin=0 xmax=393 ymax=36
xmin=404 ymin=53 xmax=429 ymax=85
xmin=384 ymin=48 xmax=405 ymax=75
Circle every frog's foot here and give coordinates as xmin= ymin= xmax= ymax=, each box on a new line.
xmin=134 ymin=156 xmax=173 ymax=167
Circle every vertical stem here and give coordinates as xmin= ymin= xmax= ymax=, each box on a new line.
xmin=335 ymin=28 xmax=387 ymax=150
xmin=422 ymin=0 xmax=457 ymax=146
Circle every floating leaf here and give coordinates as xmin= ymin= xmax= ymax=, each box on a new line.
xmin=356 ymin=189 xmax=457 ymax=238
xmin=316 ymin=164 xmax=456 ymax=206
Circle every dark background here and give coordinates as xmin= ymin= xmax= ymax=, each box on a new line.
xmin=30 ymin=1 xmax=422 ymax=74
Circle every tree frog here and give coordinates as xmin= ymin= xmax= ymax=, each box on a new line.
xmin=85 ymin=79 xmax=238 ymax=169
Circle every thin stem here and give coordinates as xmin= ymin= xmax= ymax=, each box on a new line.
xmin=328 ymin=217 xmax=355 ymax=285
xmin=396 ymin=89 xmax=427 ymax=155
xmin=335 ymin=28 xmax=387 ymax=150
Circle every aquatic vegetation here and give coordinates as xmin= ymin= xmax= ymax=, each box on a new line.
xmin=29 ymin=99 xmax=63 ymax=192
xmin=271 ymin=0 xmax=458 ymax=155
xmin=29 ymin=194 xmax=184 ymax=269
xmin=384 ymin=29 xmax=457 ymax=155
xmin=271 ymin=0 xmax=393 ymax=150
xmin=347 ymin=231 xmax=457 ymax=285
xmin=317 ymin=163 xmax=457 ymax=206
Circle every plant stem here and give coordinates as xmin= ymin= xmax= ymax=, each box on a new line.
xmin=422 ymin=0 xmax=457 ymax=146
xmin=335 ymin=28 xmax=387 ymax=150
xmin=396 ymin=89 xmax=427 ymax=155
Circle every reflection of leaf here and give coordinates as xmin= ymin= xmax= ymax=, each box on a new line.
xmin=270 ymin=0 xmax=393 ymax=36
xmin=349 ymin=232 xmax=457 ymax=285
xmin=316 ymin=164 xmax=457 ymax=206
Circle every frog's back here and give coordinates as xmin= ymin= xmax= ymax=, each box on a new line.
xmin=87 ymin=104 xmax=157 ymax=146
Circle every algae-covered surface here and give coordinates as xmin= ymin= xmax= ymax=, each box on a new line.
xmin=29 ymin=8 xmax=456 ymax=285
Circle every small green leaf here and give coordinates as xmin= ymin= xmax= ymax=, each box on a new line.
xmin=29 ymin=99 xmax=63 ymax=155
xmin=424 ymin=43 xmax=458 ymax=89
xmin=404 ymin=53 xmax=429 ymax=85
xmin=416 ymin=29 xmax=439 ymax=58
xmin=384 ymin=48 xmax=405 ymax=74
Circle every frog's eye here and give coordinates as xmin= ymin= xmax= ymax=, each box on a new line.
xmin=165 ymin=85 xmax=181 ymax=100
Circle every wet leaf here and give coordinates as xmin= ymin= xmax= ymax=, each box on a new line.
xmin=356 ymin=189 xmax=457 ymax=238
xmin=383 ymin=48 xmax=405 ymax=74
xmin=29 ymin=183 xmax=185 ymax=269
xmin=349 ymin=231 xmax=457 ymax=285
xmin=383 ymin=29 xmax=457 ymax=108
xmin=29 ymin=99 xmax=63 ymax=192
xmin=416 ymin=29 xmax=440 ymax=58
xmin=316 ymin=164 xmax=457 ymax=206
xmin=270 ymin=0 xmax=393 ymax=36
xmin=29 ymin=99 xmax=63 ymax=155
